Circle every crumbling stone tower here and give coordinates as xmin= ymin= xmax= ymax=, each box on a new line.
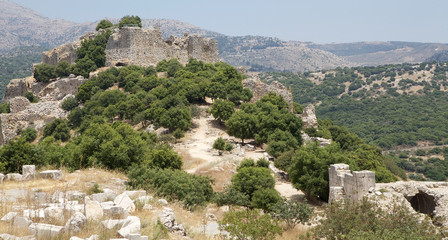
xmin=329 ymin=164 xmax=375 ymax=203
xmin=105 ymin=27 xmax=219 ymax=67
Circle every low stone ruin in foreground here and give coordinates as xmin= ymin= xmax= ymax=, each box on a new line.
xmin=329 ymin=163 xmax=448 ymax=228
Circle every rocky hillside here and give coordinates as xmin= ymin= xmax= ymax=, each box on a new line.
xmin=0 ymin=0 xmax=96 ymax=54
xmin=260 ymin=62 xmax=448 ymax=149
xmin=309 ymin=41 xmax=448 ymax=66
xmin=0 ymin=0 xmax=350 ymax=73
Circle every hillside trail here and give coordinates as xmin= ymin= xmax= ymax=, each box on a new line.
xmin=174 ymin=106 xmax=305 ymax=200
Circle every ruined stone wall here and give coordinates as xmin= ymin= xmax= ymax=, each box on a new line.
xmin=242 ymin=74 xmax=292 ymax=107
xmin=0 ymin=75 xmax=86 ymax=145
xmin=328 ymin=164 xmax=375 ymax=203
xmin=41 ymin=32 xmax=97 ymax=66
xmin=105 ymin=27 xmax=219 ymax=67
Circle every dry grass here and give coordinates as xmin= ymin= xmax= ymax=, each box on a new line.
xmin=179 ymin=150 xmax=206 ymax=171
xmin=194 ymin=160 xmax=237 ymax=192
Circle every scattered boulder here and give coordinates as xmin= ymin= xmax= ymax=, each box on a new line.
xmin=44 ymin=206 xmax=64 ymax=222
xmin=84 ymin=199 xmax=103 ymax=220
xmin=6 ymin=173 xmax=22 ymax=181
xmin=39 ymin=170 xmax=62 ymax=180
xmin=91 ymin=188 xmax=116 ymax=203
xmin=0 ymin=173 xmax=5 ymax=183
xmin=23 ymin=209 xmax=45 ymax=219
xmin=1 ymin=212 xmax=18 ymax=222
xmin=124 ymin=190 xmax=146 ymax=200
xmin=13 ymin=216 xmax=32 ymax=229
xmin=0 ymin=233 xmax=35 ymax=240
xmin=158 ymin=199 xmax=168 ymax=206
xmin=114 ymin=193 xmax=135 ymax=213
xmin=102 ymin=216 xmax=141 ymax=237
xmin=65 ymin=212 xmax=87 ymax=233
xmin=159 ymin=207 xmax=186 ymax=236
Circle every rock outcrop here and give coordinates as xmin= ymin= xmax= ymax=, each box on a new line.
xmin=0 ymin=75 xmax=85 ymax=145
xmin=105 ymin=27 xmax=219 ymax=67
xmin=242 ymin=73 xmax=292 ymax=108
xmin=301 ymin=104 xmax=319 ymax=129
xmin=41 ymin=32 xmax=98 ymax=66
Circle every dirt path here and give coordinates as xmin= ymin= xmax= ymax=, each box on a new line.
xmin=174 ymin=106 xmax=305 ymax=198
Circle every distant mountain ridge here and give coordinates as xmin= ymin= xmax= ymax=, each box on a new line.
xmin=2 ymin=0 xmax=448 ymax=73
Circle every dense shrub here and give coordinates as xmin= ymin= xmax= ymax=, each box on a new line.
xmin=118 ymin=15 xmax=142 ymax=28
xmin=219 ymin=209 xmax=283 ymax=240
xmin=20 ymin=127 xmax=37 ymax=142
xmin=96 ymin=19 xmax=113 ymax=31
xmin=270 ymin=199 xmax=314 ymax=229
xmin=24 ymin=91 xmax=38 ymax=103
xmin=61 ymin=97 xmax=78 ymax=111
xmin=127 ymin=166 xmax=214 ymax=208
xmin=312 ymin=199 xmax=442 ymax=240
xmin=43 ymin=119 xmax=71 ymax=142
xmin=34 ymin=64 xmax=56 ymax=82
xmin=147 ymin=144 xmax=182 ymax=170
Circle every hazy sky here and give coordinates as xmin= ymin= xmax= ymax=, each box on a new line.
xmin=10 ymin=0 xmax=448 ymax=43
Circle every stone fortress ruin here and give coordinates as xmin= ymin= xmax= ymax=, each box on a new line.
xmin=0 ymin=26 xmax=220 ymax=145
xmin=105 ymin=27 xmax=219 ymax=67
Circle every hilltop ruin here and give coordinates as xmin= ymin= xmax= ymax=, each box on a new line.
xmin=105 ymin=27 xmax=219 ymax=67
xmin=41 ymin=27 xmax=219 ymax=68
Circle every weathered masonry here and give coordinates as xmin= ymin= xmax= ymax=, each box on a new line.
xmin=328 ymin=164 xmax=376 ymax=203
xmin=105 ymin=27 xmax=219 ymax=67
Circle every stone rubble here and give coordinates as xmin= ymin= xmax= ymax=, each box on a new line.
xmin=159 ymin=207 xmax=187 ymax=236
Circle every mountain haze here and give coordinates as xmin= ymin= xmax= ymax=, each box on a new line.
xmin=2 ymin=0 xmax=448 ymax=73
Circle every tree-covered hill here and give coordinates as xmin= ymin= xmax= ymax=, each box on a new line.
xmin=260 ymin=62 xmax=448 ymax=149
xmin=0 ymin=46 xmax=46 ymax=98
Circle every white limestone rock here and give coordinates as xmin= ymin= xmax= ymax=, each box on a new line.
xmin=114 ymin=193 xmax=135 ymax=213
xmin=39 ymin=170 xmax=62 ymax=180
xmin=65 ymin=212 xmax=87 ymax=233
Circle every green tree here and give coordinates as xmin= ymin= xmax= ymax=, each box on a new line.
xmin=20 ymin=128 xmax=37 ymax=142
xmin=96 ymin=19 xmax=113 ymax=31
xmin=210 ymin=99 xmax=235 ymax=124
xmin=61 ymin=97 xmax=79 ymax=111
xmin=219 ymin=209 xmax=283 ymax=240
xmin=250 ymin=188 xmax=282 ymax=211
xmin=270 ymin=199 xmax=314 ymax=229
xmin=43 ymin=119 xmax=71 ymax=142
xmin=55 ymin=61 xmax=70 ymax=77
xmin=226 ymin=111 xmax=257 ymax=144
xmin=231 ymin=166 xmax=275 ymax=200
xmin=34 ymin=64 xmax=56 ymax=82
xmin=148 ymin=145 xmax=182 ymax=170
xmin=0 ymin=137 xmax=38 ymax=173
xmin=118 ymin=15 xmax=142 ymax=28
xmin=289 ymin=143 xmax=352 ymax=201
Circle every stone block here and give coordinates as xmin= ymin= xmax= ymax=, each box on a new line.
xmin=28 ymin=223 xmax=64 ymax=238
xmin=13 ymin=216 xmax=32 ymax=229
xmin=85 ymin=199 xmax=103 ymax=220
xmin=44 ymin=206 xmax=64 ymax=222
xmin=39 ymin=170 xmax=62 ymax=180
xmin=22 ymin=165 xmax=36 ymax=181
xmin=158 ymin=199 xmax=168 ymax=206
xmin=65 ymin=212 xmax=87 ymax=233
xmin=23 ymin=209 xmax=45 ymax=219
xmin=124 ymin=190 xmax=146 ymax=200
xmin=1 ymin=211 xmax=18 ymax=222
xmin=0 ymin=173 xmax=5 ymax=183
xmin=91 ymin=188 xmax=116 ymax=202
xmin=6 ymin=173 xmax=22 ymax=181
xmin=114 ymin=193 xmax=135 ymax=213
